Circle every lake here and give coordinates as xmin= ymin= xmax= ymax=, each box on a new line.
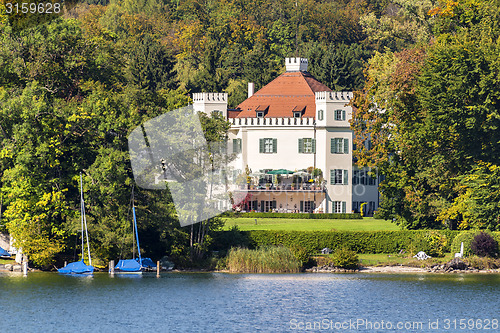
xmin=0 ymin=271 xmax=499 ymax=332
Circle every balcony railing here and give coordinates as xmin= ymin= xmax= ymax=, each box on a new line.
xmin=234 ymin=184 xmax=325 ymax=192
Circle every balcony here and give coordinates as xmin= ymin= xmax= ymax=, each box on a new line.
xmin=235 ymin=183 xmax=325 ymax=193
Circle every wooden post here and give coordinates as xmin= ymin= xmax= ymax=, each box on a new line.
xmin=22 ymin=260 xmax=28 ymax=277
xmin=64 ymin=261 xmax=67 ymax=267
xmin=109 ymin=260 xmax=115 ymax=275
xmin=156 ymin=261 xmax=160 ymax=278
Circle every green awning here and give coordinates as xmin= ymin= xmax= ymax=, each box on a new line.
xmin=267 ymin=169 xmax=294 ymax=175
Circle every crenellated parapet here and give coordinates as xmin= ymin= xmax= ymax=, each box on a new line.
xmin=315 ymin=91 xmax=353 ymax=101
xmin=193 ymin=92 xmax=228 ymax=103
xmin=193 ymin=92 xmax=228 ymax=118
xmin=285 ymin=57 xmax=308 ymax=72
xmin=230 ymin=117 xmax=315 ymax=127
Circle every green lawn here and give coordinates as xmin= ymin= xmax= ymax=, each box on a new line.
xmin=357 ymin=253 xmax=454 ymax=266
xmin=223 ymin=217 xmax=399 ymax=231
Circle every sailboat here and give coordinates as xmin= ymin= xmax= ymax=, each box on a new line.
xmin=114 ymin=188 xmax=143 ymax=274
xmin=58 ymin=174 xmax=94 ymax=274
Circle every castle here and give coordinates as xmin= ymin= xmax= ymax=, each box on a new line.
xmin=193 ymin=58 xmax=379 ymax=215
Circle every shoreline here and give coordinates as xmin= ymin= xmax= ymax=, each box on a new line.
xmin=2 ymin=266 xmax=500 ymax=274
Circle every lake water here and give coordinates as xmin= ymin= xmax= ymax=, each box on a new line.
xmin=0 ymin=271 xmax=499 ymax=332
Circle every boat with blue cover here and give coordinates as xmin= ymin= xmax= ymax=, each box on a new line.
xmin=114 ymin=188 xmax=145 ymax=274
xmin=58 ymin=174 xmax=94 ymax=275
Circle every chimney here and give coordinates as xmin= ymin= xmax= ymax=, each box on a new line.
xmin=248 ymin=82 xmax=254 ymax=98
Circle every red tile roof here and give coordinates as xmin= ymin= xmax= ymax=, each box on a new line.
xmin=236 ymin=71 xmax=332 ymax=118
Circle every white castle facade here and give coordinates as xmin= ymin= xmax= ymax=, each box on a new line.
xmin=193 ymin=58 xmax=379 ymax=215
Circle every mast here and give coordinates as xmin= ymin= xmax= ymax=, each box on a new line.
xmin=80 ymin=174 xmax=84 ymax=261
xmin=80 ymin=173 xmax=92 ymax=266
xmin=132 ymin=187 xmax=142 ymax=264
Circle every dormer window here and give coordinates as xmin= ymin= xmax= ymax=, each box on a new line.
xmin=291 ymin=105 xmax=305 ymax=118
xmin=254 ymin=105 xmax=269 ymax=118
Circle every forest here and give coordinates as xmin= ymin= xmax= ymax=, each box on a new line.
xmin=0 ymin=0 xmax=499 ymax=267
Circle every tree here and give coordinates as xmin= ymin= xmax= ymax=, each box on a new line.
xmin=352 ymin=0 xmax=500 ymax=229
xmin=309 ymin=43 xmax=372 ymax=91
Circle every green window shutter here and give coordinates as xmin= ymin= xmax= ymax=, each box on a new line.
xmin=342 ymin=110 xmax=346 ymax=121
xmin=233 ymin=139 xmax=237 ymax=153
xmin=273 ymin=138 xmax=277 ymax=153
xmin=330 ymin=170 xmax=335 ymax=185
xmin=298 ymin=138 xmax=303 ymax=153
xmin=343 ymin=170 xmax=348 ymax=185
xmin=260 ymin=201 xmax=264 ymax=212
xmin=259 ymin=139 xmax=264 ymax=153
xmin=238 ymin=139 xmax=242 ymax=153
xmin=272 ymin=201 xmax=277 ymax=209
xmin=300 ymin=201 xmax=304 ymax=212
xmin=331 ymin=139 xmax=338 ymax=154
xmin=330 ymin=138 xmax=335 ymax=154
xmin=344 ymin=138 xmax=349 ymax=154
xmin=312 ymin=139 xmax=316 ymax=153
xmin=342 ymin=201 xmax=346 ymax=213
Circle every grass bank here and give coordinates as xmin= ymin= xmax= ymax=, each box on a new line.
xmin=357 ymin=253 xmax=454 ymax=267
xmin=225 ymin=246 xmax=301 ymax=273
xmin=223 ymin=217 xmax=399 ymax=231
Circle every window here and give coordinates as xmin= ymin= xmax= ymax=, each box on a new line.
xmin=259 ymin=138 xmax=277 ymax=153
xmin=333 ymin=201 xmax=346 ymax=213
xmin=368 ymin=172 xmax=377 ymax=186
xmin=300 ymin=201 xmax=316 ymax=213
xmin=369 ymin=201 xmax=375 ymax=214
xmin=260 ymin=200 xmax=276 ymax=212
xmin=353 ymin=170 xmax=359 ymax=185
xmin=293 ymin=111 xmax=302 ymax=118
xmin=334 ymin=109 xmax=346 ymax=121
xmin=352 ymin=201 xmax=359 ymax=213
xmin=232 ymin=138 xmax=242 ymax=154
xmin=330 ymin=138 xmax=349 ymax=154
xmin=212 ymin=110 xmax=222 ymax=116
xmin=317 ymin=109 xmax=324 ymax=121
xmin=256 ymin=111 xmax=264 ymax=118
xmin=330 ymin=169 xmax=348 ymax=185
xmin=298 ymin=138 xmax=316 ymax=154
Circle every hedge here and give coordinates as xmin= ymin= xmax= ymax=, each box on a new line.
xmin=214 ymin=229 xmax=500 ymax=255
xmin=224 ymin=212 xmax=362 ymax=219
xmin=242 ymin=230 xmax=462 ymax=254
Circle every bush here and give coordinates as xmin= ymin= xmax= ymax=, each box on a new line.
xmin=224 ymin=212 xmax=362 ymax=219
xmin=329 ymin=248 xmax=359 ymax=269
xmin=289 ymin=245 xmax=314 ymax=267
xmin=424 ymin=231 xmax=448 ymax=257
xmin=471 ymin=232 xmax=499 ymax=257
xmin=211 ymin=226 xmax=249 ymax=254
xmin=451 ymin=231 xmax=480 ymax=257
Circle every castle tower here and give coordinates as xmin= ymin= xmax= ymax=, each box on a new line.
xmin=192 ymin=93 xmax=228 ymax=118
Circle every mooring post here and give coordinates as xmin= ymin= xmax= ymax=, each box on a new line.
xmin=22 ymin=260 xmax=28 ymax=277
xmin=64 ymin=261 xmax=67 ymax=267
xmin=156 ymin=261 xmax=160 ymax=278
xmin=109 ymin=260 xmax=115 ymax=275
